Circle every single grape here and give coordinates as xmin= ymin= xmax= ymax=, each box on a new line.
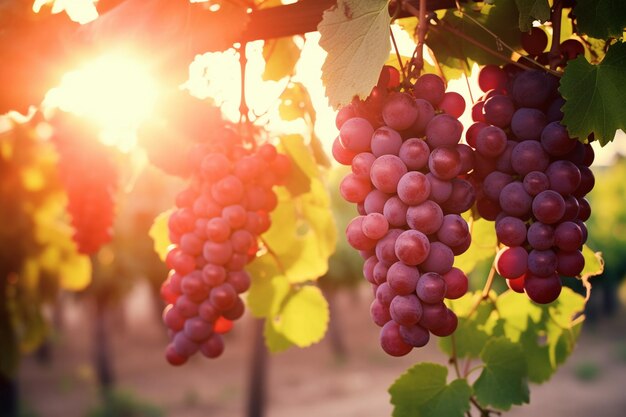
xmin=382 ymin=92 xmax=419 ymax=130
xmin=512 ymin=70 xmax=550 ymax=108
xmin=397 ymin=171 xmax=431 ymax=205
xmin=523 ymin=171 xmax=550 ymax=196
xmin=364 ymin=189 xmax=390 ymax=214
xmin=387 ymin=262 xmax=420 ymax=295
xmin=546 ymin=160 xmax=581 ymax=195
xmin=439 ymin=92 xmax=466 ymax=118
xmin=339 ymin=173 xmax=372 ymax=203
xmin=511 ymin=140 xmax=550 ymax=176
xmin=554 ymin=221 xmax=583 ymax=251
xmin=351 ymin=152 xmax=377 ymax=180
xmin=419 ymin=242 xmax=454 ymax=275
xmin=371 ymin=126 xmax=403 ymax=157
xmin=499 ymin=182 xmax=532 ymax=217
xmin=339 ymin=117 xmax=374 ymax=152
xmin=527 ymin=249 xmax=558 ymax=277
xmin=496 ymin=246 xmax=528 ymax=279
xmin=442 ymin=268 xmax=468 ymax=299
xmin=496 ymin=216 xmax=527 ymax=247
xmin=362 ymin=212 xmax=389 ymax=240
xmin=556 ymin=250 xmax=584 ymax=276
xmin=478 ymin=65 xmax=508 ymax=92
xmin=370 ymin=299 xmax=392 ymax=327
xmin=395 ymin=230 xmax=430 ymax=266
xmin=413 ymin=73 xmax=446 ymax=106
xmin=409 ymin=99 xmax=436 ymax=136
xmin=398 ymin=138 xmax=430 ymax=171
xmin=383 ymin=196 xmax=408 ymax=227
xmin=437 ymin=214 xmax=469 ymax=247
xmin=527 ymin=222 xmax=555 ymax=250
xmin=425 ymin=114 xmax=463 ymax=149
xmin=370 ymin=155 xmax=408 ymax=194
xmin=406 ymin=200 xmax=444 ymax=235
xmin=399 ymin=324 xmax=430 ymax=347
xmin=380 ymin=321 xmax=413 ymax=356
xmin=476 ymin=126 xmax=508 ymax=157
xmin=510 ymin=108 xmax=547 ymax=141
xmin=540 ymin=122 xmax=576 ymax=156
xmin=483 ymin=95 xmax=515 ymax=127
xmin=524 ymin=273 xmax=562 ymax=304
xmin=428 ymin=147 xmax=462 ymax=180
xmin=416 ymin=272 xmax=447 ymax=304
xmin=532 ymin=190 xmax=566 ymax=224
xmin=390 ymin=294 xmax=423 ymax=326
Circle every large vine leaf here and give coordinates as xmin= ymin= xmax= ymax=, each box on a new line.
xmin=263 ymin=37 xmax=302 ymax=81
xmin=473 ymin=337 xmax=529 ymax=410
xmin=494 ymin=288 xmax=585 ymax=384
xmin=514 ymin=0 xmax=550 ymax=32
xmin=272 ymin=286 xmax=329 ymax=349
xmin=426 ymin=2 xmax=521 ymax=80
xmin=574 ymin=0 xmax=626 ymax=40
xmin=318 ymin=0 xmax=391 ymax=109
xmin=559 ymin=41 xmax=626 ymax=145
xmin=389 ymin=363 xmax=472 ymax=417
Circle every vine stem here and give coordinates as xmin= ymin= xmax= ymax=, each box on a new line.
xmin=239 ymin=42 xmax=249 ymax=125
xmin=390 ymin=27 xmax=407 ymax=80
xmin=449 ymin=333 xmax=463 ymax=379
xmin=415 ymin=0 xmax=427 ymax=73
xmin=548 ymin=0 xmax=563 ymax=70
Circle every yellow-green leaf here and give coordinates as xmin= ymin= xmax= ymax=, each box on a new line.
xmin=263 ymin=37 xmax=302 ymax=81
xmin=580 ymin=244 xmax=604 ymax=301
xmin=273 ymin=286 xmax=329 ymax=348
xmin=58 ymin=252 xmax=92 ymax=291
xmin=150 ymin=209 xmax=173 ymax=262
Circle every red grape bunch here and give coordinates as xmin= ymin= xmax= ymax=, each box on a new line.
xmin=333 ymin=67 xmax=474 ymax=357
xmin=50 ymin=112 xmax=118 ymax=255
xmin=158 ymin=127 xmax=291 ymax=365
xmin=468 ymin=64 xmax=594 ymax=304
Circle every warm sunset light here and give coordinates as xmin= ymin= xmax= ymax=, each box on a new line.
xmin=43 ymin=53 xmax=159 ymax=151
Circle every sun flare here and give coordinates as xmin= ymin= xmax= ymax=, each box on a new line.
xmin=44 ymin=53 xmax=160 ymax=151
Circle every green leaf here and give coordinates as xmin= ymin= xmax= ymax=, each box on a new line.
xmin=57 ymin=251 xmax=92 ymax=291
xmin=473 ymin=337 xmax=529 ymax=410
xmin=514 ymin=0 xmax=550 ymax=32
xmin=264 ymin=317 xmax=294 ymax=353
xmin=439 ymin=293 xmax=495 ymax=358
xmin=318 ymin=0 xmax=391 ymax=108
xmin=574 ymin=0 xmax=626 ymax=39
xmin=273 ymin=286 xmax=329 ymax=348
xmin=494 ymin=288 xmax=585 ymax=384
xmin=426 ymin=2 xmax=521 ymax=80
xmin=262 ymin=37 xmax=301 ymax=81
xmin=454 ymin=218 xmax=497 ymax=275
xmin=560 ymin=41 xmax=626 ymax=145
xmin=149 ymin=209 xmax=173 ymax=262
xmin=389 ymin=363 xmax=471 ymax=417
xmin=261 ymin=181 xmax=336 ymax=284
xmin=246 ymin=259 xmax=289 ymax=318
xmin=580 ymin=244 xmax=604 ymax=300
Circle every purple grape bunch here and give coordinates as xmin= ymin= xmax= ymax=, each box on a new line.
xmin=333 ymin=67 xmax=473 ymax=357
xmin=468 ymin=65 xmax=594 ymax=304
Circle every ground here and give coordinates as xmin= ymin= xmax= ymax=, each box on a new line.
xmin=18 ymin=281 xmax=626 ymax=417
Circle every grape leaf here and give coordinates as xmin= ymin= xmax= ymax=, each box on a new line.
xmin=426 ymin=2 xmax=521 ymax=80
xmin=574 ymin=0 xmax=626 ymax=40
xmin=149 ymin=209 xmax=173 ymax=262
xmin=264 ymin=317 xmax=294 ymax=353
xmin=559 ymin=41 xmax=626 ymax=145
xmin=439 ymin=293 xmax=495 ymax=358
xmin=580 ymin=244 xmax=604 ymax=301
xmin=273 ymin=286 xmax=329 ymax=348
xmin=246 ymin=258 xmax=289 ymax=318
xmin=494 ymin=288 xmax=585 ymax=384
xmin=454 ymin=217 xmax=497 ymax=275
xmin=263 ymin=37 xmax=302 ymax=81
xmin=514 ymin=0 xmax=550 ymax=32
xmin=57 ymin=250 xmax=92 ymax=291
xmin=318 ymin=0 xmax=391 ymax=109
xmin=473 ymin=337 xmax=529 ymax=410
xmin=389 ymin=363 xmax=471 ymax=417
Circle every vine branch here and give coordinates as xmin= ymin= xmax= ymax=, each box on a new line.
xmin=548 ymin=0 xmax=563 ymax=70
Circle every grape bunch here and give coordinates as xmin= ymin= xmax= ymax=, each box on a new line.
xmin=158 ymin=127 xmax=290 ymax=365
xmin=334 ymin=67 xmax=473 ymax=357
xmin=50 ymin=112 xmax=118 ymax=255
xmin=469 ymin=64 xmax=594 ymax=304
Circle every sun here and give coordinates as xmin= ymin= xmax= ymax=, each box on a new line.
xmin=43 ymin=52 xmax=160 ymax=152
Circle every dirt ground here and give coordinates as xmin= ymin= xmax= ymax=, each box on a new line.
xmin=18 ymin=281 xmax=626 ymax=417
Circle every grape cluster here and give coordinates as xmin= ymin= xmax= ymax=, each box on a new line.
xmin=50 ymin=112 xmax=118 ymax=255
xmin=334 ymin=68 xmax=473 ymax=356
xmin=159 ymin=129 xmax=290 ymax=365
xmin=469 ymin=65 xmax=594 ymax=304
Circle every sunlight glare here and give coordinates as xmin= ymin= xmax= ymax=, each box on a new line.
xmin=44 ymin=53 xmax=159 ymax=152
